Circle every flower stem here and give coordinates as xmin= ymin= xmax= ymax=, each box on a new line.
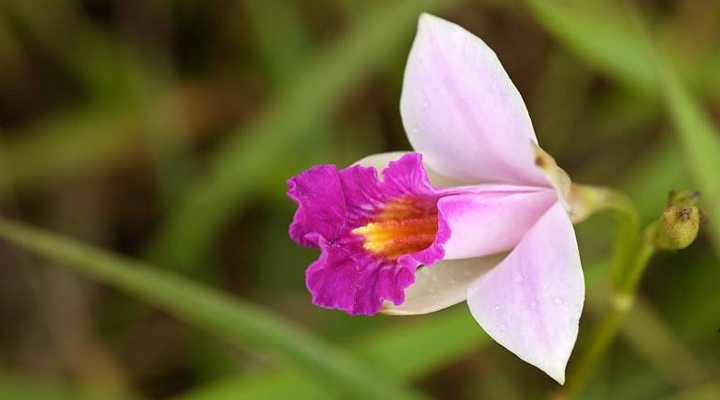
xmin=562 ymin=245 xmax=652 ymax=398
xmin=561 ymin=187 xmax=700 ymax=398
xmin=615 ymin=223 xmax=658 ymax=296
xmin=569 ymin=184 xmax=641 ymax=288
xmin=561 ymin=292 xmax=631 ymax=398
xmin=561 ymin=186 xmax=642 ymax=397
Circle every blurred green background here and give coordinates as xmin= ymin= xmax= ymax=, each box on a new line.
xmin=0 ymin=0 xmax=718 ymax=399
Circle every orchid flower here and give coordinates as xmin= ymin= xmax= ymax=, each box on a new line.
xmin=287 ymin=14 xmax=583 ymax=383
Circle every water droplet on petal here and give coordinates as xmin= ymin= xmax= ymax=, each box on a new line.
xmin=422 ymin=100 xmax=429 ymax=108
xmin=513 ymin=274 xmax=525 ymax=283
xmin=499 ymin=324 xmax=507 ymax=331
xmin=543 ymin=284 xmax=550 ymax=291
xmin=493 ymin=304 xmax=501 ymax=311
xmin=553 ymin=297 xmax=563 ymax=305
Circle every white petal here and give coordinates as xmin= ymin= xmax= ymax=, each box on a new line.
xmin=400 ymin=14 xmax=546 ymax=185
xmin=466 ymin=202 xmax=584 ymax=383
xmin=356 ymin=151 xmax=466 ymax=187
xmin=382 ymin=254 xmax=505 ymax=315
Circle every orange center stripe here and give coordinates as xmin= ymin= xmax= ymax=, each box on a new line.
xmin=352 ymin=197 xmax=438 ymax=260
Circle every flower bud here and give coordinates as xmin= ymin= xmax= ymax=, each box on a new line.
xmin=657 ymin=190 xmax=701 ymax=250
xmin=660 ymin=206 xmax=700 ymax=249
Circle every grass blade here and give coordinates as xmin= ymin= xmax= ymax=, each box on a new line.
xmin=0 ymin=218 xmax=426 ymax=400
xmin=525 ymin=0 xmax=656 ymax=95
xmin=181 ymin=309 xmax=487 ymax=400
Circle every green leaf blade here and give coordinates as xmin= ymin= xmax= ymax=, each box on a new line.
xmin=0 ymin=218 xmax=425 ymax=400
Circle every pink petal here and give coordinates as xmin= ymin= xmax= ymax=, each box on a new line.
xmin=466 ymin=202 xmax=584 ymax=383
xmin=381 ymin=254 xmax=505 ymax=315
xmin=401 ymin=14 xmax=547 ymax=185
xmin=357 ymin=152 xmax=556 ymax=260
xmin=438 ymin=189 xmax=557 ymax=259
xmin=383 ymin=188 xmax=556 ymax=316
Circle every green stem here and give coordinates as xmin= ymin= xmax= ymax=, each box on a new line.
xmin=562 ymin=186 xmax=645 ymax=398
xmin=571 ymin=184 xmax=641 ymax=285
xmin=562 ymin=186 xmax=701 ymax=398
xmin=562 ymin=294 xmax=629 ymax=398
xmin=596 ymin=188 xmax=642 ymax=290
xmin=616 ymin=223 xmax=658 ymax=296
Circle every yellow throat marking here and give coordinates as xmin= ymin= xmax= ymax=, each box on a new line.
xmin=352 ymin=197 xmax=438 ymax=260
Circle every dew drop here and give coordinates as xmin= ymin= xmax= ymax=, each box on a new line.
xmin=422 ymin=100 xmax=429 ymax=108
xmin=493 ymin=304 xmax=501 ymax=311
xmin=499 ymin=324 xmax=507 ymax=331
xmin=543 ymin=284 xmax=550 ymax=291
xmin=553 ymin=297 xmax=563 ymax=305
xmin=513 ymin=274 xmax=525 ymax=283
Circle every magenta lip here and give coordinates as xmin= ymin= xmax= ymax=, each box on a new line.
xmin=287 ymin=153 xmax=448 ymax=315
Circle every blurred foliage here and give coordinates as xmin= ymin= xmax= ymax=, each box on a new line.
xmin=0 ymin=0 xmax=718 ymax=399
